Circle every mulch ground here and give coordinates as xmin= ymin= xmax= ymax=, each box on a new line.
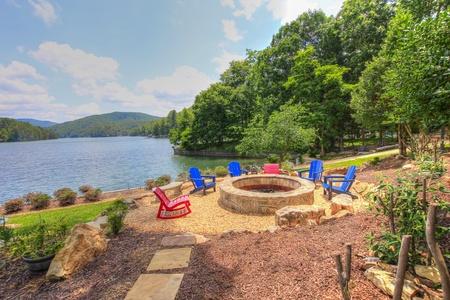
xmin=1 ymin=154 xmax=449 ymax=300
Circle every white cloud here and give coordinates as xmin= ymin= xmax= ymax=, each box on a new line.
xmin=233 ymin=0 xmax=263 ymax=20
xmin=221 ymin=0 xmax=235 ymax=8
xmin=222 ymin=20 xmax=243 ymax=42
xmin=30 ymin=41 xmax=120 ymax=81
xmin=137 ymin=66 xmax=214 ymax=100
xmin=28 ymin=0 xmax=59 ymax=25
xmin=266 ymin=0 xmax=342 ymax=24
xmin=211 ymin=50 xmax=245 ymax=74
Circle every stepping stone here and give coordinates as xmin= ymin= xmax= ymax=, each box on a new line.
xmin=161 ymin=235 xmax=196 ymax=247
xmin=124 ymin=273 xmax=184 ymax=300
xmin=147 ymin=248 xmax=191 ymax=271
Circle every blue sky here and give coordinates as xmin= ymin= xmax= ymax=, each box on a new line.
xmin=0 ymin=0 xmax=344 ymax=123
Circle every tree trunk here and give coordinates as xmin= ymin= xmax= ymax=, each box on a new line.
xmin=426 ymin=204 xmax=450 ymax=300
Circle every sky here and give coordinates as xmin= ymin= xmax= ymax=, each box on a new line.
xmin=0 ymin=0 xmax=344 ymax=123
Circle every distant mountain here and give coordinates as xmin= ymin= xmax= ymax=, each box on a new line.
xmin=50 ymin=112 xmax=161 ymax=138
xmin=0 ymin=118 xmax=59 ymax=142
xmin=17 ymin=118 xmax=58 ymax=128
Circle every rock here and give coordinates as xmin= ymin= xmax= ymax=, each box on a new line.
xmin=323 ymin=167 xmax=348 ymax=176
xmin=267 ymin=226 xmax=279 ymax=233
xmin=86 ymin=215 xmax=108 ymax=230
xmin=319 ymin=210 xmax=351 ymax=224
xmin=353 ymin=181 xmax=376 ymax=199
xmin=365 ymin=265 xmax=420 ymax=299
xmin=275 ymin=205 xmax=325 ymax=227
xmin=414 ymin=265 xmax=441 ymax=287
xmin=330 ymin=194 xmax=354 ymax=215
xmin=220 ymin=228 xmax=250 ymax=238
xmin=402 ymin=164 xmax=412 ymax=170
xmin=46 ymin=224 xmax=107 ymax=281
xmin=123 ymin=198 xmax=138 ymax=209
xmin=361 ymin=256 xmax=380 ymax=270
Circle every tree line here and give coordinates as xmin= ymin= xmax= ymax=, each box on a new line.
xmin=0 ymin=118 xmax=59 ymax=142
xmin=159 ymin=0 xmax=449 ymax=159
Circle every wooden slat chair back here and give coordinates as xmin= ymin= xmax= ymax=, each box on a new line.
xmin=298 ymin=160 xmax=324 ymax=183
xmin=228 ymin=161 xmax=249 ymax=177
xmin=322 ymin=166 xmax=357 ymax=200
xmin=189 ymin=167 xmax=216 ymax=195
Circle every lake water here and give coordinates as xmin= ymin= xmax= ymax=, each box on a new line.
xmin=0 ymin=137 xmax=262 ymax=204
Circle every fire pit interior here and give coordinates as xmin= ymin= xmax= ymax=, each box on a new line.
xmin=219 ymin=175 xmax=315 ymax=215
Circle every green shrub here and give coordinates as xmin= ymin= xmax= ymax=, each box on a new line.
xmin=154 ymin=174 xmax=171 ymax=187
xmin=215 ymin=166 xmax=228 ymax=177
xmin=106 ymin=198 xmax=129 ymax=235
xmin=281 ymin=161 xmax=293 ymax=173
xmin=54 ymin=188 xmax=77 ymax=206
xmin=369 ymin=157 xmax=380 ymax=166
xmin=22 ymin=192 xmax=38 ymax=204
xmin=266 ymin=154 xmax=280 ymax=163
xmin=4 ymin=198 xmax=24 ymax=214
xmin=29 ymin=192 xmax=51 ymax=210
xmin=84 ymin=188 xmax=102 ymax=202
xmin=176 ymin=171 xmax=188 ymax=182
xmin=202 ymin=167 xmax=214 ymax=175
xmin=78 ymin=185 xmax=93 ymax=194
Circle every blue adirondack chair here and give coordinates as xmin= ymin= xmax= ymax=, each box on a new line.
xmin=189 ymin=167 xmax=216 ymax=195
xmin=228 ymin=161 xmax=249 ymax=177
xmin=297 ymin=160 xmax=323 ymax=183
xmin=322 ymin=165 xmax=357 ymax=200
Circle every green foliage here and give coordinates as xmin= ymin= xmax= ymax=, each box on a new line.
xmin=369 ymin=157 xmax=380 ymax=166
xmin=0 ymin=220 xmax=15 ymax=253
xmin=4 ymin=198 xmax=24 ymax=214
xmin=0 ymin=118 xmax=58 ymax=142
xmin=202 ymin=168 xmax=214 ymax=175
xmin=366 ymin=172 xmax=448 ymax=265
xmin=214 ymin=166 xmax=228 ymax=177
xmin=106 ymin=198 xmax=129 ymax=235
xmin=281 ymin=161 xmax=294 ymax=173
xmin=155 ymin=174 xmax=172 ymax=187
xmin=28 ymin=192 xmax=52 ymax=210
xmin=9 ymin=218 xmax=69 ymax=259
xmin=50 ymin=112 xmax=160 ymax=138
xmin=416 ymin=153 xmax=447 ymax=177
xmin=266 ymin=155 xmax=280 ymax=163
xmin=78 ymin=185 xmax=93 ymax=194
xmin=54 ymin=188 xmax=77 ymax=206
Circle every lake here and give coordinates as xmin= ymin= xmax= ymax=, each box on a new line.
xmin=0 ymin=137 xmax=262 ymax=204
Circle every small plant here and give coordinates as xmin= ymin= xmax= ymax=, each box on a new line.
xmin=0 ymin=219 xmax=15 ymax=253
xmin=4 ymin=198 xmax=24 ymax=214
xmin=176 ymin=171 xmax=188 ymax=182
xmin=416 ymin=153 xmax=446 ymax=177
xmin=83 ymin=188 xmax=102 ymax=202
xmin=145 ymin=179 xmax=155 ymax=190
xmin=78 ymin=185 xmax=93 ymax=194
xmin=215 ymin=166 xmax=228 ymax=177
xmin=369 ymin=156 xmax=380 ymax=166
xmin=154 ymin=174 xmax=172 ymax=187
xmin=9 ymin=218 xmax=69 ymax=259
xmin=202 ymin=168 xmax=214 ymax=175
xmin=106 ymin=198 xmax=129 ymax=235
xmin=54 ymin=188 xmax=77 ymax=206
xmin=28 ymin=192 xmax=52 ymax=210
xmin=281 ymin=161 xmax=293 ymax=173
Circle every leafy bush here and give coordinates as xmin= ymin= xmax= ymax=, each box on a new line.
xmin=54 ymin=188 xmax=77 ymax=206
xmin=369 ymin=156 xmax=380 ymax=166
xmin=106 ymin=198 xmax=129 ymax=235
xmin=215 ymin=166 xmax=228 ymax=177
xmin=202 ymin=168 xmax=214 ymax=175
xmin=154 ymin=174 xmax=172 ymax=187
xmin=22 ymin=192 xmax=38 ymax=204
xmin=29 ymin=192 xmax=51 ymax=210
xmin=83 ymin=188 xmax=102 ymax=202
xmin=266 ymin=154 xmax=280 ymax=163
xmin=4 ymin=198 xmax=24 ymax=214
xmin=176 ymin=171 xmax=188 ymax=182
xmin=78 ymin=185 xmax=93 ymax=194
xmin=145 ymin=179 xmax=155 ymax=190
xmin=416 ymin=153 xmax=446 ymax=177
xmin=281 ymin=161 xmax=293 ymax=173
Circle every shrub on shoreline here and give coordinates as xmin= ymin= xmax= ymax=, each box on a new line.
xmin=4 ymin=198 xmax=24 ymax=214
xmin=54 ymin=188 xmax=77 ymax=206
xmin=29 ymin=192 xmax=52 ymax=210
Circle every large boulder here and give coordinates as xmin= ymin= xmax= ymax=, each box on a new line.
xmin=275 ymin=205 xmax=325 ymax=227
xmin=46 ymin=223 xmax=107 ymax=281
xmin=330 ymin=194 xmax=354 ymax=215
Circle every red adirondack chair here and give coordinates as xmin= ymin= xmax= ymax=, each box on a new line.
xmin=264 ymin=163 xmax=280 ymax=174
xmin=153 ymin=187 xmax=191 ymax=219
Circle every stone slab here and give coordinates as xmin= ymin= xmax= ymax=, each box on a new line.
xmin=124 ymin=273 xmax=184 ymax=300
xmin=161 ymin=235 xmax=196 ymax=247
xmin=147 ymin=248 xmax=191 ymax=271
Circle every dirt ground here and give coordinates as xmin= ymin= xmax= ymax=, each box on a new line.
xmin=1 ymin=154 xmax=449 ymax=300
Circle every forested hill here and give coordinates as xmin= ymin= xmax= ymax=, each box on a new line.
xmin=17 ymin=118 xmax=58 ymax=128
xmin=50 ymin=112 xmax=161 ymax=137
xmin=0 ymin=118 xmax=59 ymax=142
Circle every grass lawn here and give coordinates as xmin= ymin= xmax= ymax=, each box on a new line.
xmin=8 ymin=201 xmax=114 ymax=234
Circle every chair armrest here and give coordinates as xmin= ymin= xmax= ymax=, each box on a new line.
xmin=328 ymin=179 xmax=354 ymax=183
xmin=298 ymin=169 xmax=310 ymax=175
xmin=202 ymin=175 xmax=216 ymax=182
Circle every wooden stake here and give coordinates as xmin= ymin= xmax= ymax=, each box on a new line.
xmin=393 ymin=235 xmax=411 ymax=300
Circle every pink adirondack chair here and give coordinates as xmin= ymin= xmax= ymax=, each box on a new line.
xmin=153 ymin=187 xmax=191 ymax=219
xmin=264 ymin=163 xmax=280 ymax=174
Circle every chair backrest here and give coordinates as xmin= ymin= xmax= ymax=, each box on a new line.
xmin=310 ymin=160 xmax=323 ymax=180
xmin=153 ymin=187 xmax=170 ymax=206
xmin=228 ymin=161 xmax=242 ymax=177
xmin=341 ymin=165 xmax=357 ymax=191
xmin=189 ymin=167 xmax=203 ymax=188
xmin=264 ymin=163 xmax=280 ymax=174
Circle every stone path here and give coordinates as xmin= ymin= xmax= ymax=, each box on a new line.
xmin=124 ymin=234 xmax=198 ymax=300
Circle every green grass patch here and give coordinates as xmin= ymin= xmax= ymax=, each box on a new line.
xmin=344 ymin=138 xmax=379 ymax=147
xmin=8 ymin=201 xmax=115 ymax=234
xmin=323 ymin=153 xmax=392 ymax=171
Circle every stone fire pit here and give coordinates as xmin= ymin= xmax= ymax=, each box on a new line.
xmin=218 ymin=175 xmax=315 ymax=215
